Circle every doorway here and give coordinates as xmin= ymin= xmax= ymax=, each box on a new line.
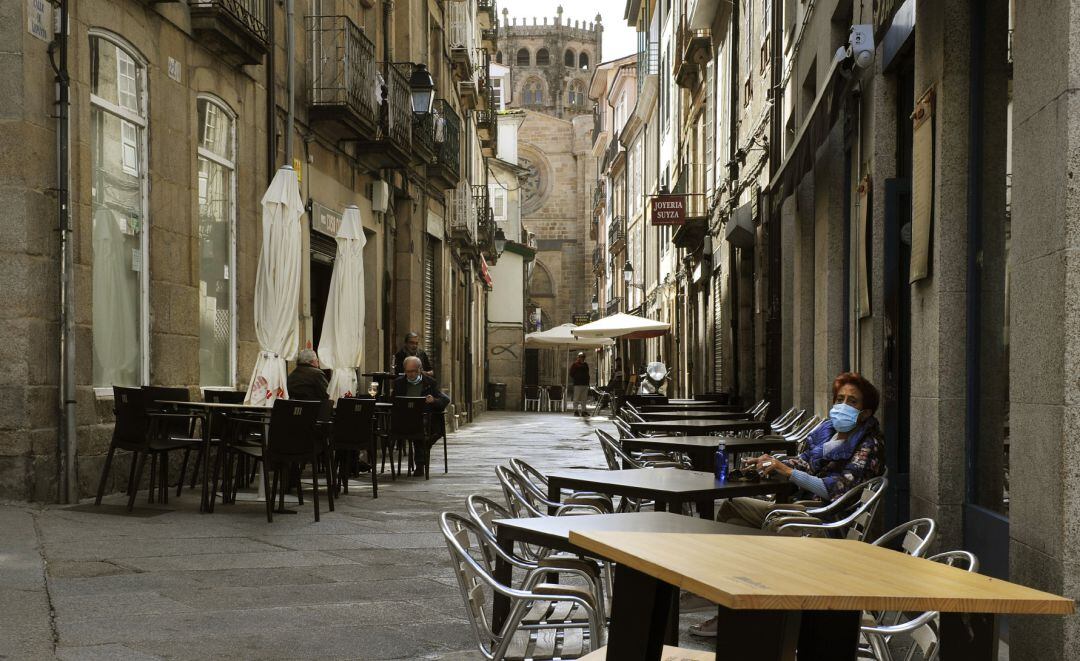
xmin=310 ymin=254 xmax=334 ymax=353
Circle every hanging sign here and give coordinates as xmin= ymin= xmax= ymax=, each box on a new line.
xmin=311 ymin=202 xmax=342 ymax=237
xmin=650 ymin=195 xmax=687 ymax=226
xmin=571 ymin=313 xmax=591 ymax=325
xmin=909 ymin=86 xmax=934 ymax=283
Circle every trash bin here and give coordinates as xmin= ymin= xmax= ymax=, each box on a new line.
xmin=487 ymin=383 xmax=507 ymax=410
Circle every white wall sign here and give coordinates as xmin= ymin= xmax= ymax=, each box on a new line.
xmin=27 ymin=0 xmax=52 ymax=42
xmin=167 ymin=57 xmax=182 ymax=82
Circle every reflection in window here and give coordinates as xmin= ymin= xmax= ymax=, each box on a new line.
xmin=197 ymin=98 xmax=236 ymax=387
xmin=90 ymin=35 xmax=147 ymax=387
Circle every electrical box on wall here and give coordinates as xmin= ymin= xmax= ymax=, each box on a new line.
xmin=371 ymin=180 xmax=389 ymax=213
xmin=725 ymin=201 xmax=756 ymax=249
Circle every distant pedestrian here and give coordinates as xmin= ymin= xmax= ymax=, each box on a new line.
xmin=287 ymin=348 xmax=329 ymax=401
xmin=393 ymin=332 xmax=434 ymax=377
xmin=569 ymin=352 xmax=590 ymax=417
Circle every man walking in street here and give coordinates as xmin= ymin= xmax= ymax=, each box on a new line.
xmin=393 ymin=332 xmax=434 ymax=378
xmin=569 ymin=352 xmax=591 ymax=417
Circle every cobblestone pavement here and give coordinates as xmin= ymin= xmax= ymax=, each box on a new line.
xmin=1 ymin=411 xmax=631 ymax=660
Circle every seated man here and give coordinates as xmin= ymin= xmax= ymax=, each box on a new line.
xmin=686 ymin=371 xmax=887 ymax=638
xmin=391 ymin=356 xmax=450 ymax=476
xmin=287 ymin=348 xmax=329 ymax=401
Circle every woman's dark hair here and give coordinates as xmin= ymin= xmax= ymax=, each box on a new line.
xmin=832 ymin=372 xmax=880 ymax=415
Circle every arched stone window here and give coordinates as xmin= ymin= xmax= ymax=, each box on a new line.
xmin=564 ymin=49 xmax=576 ymax=66
xmin=522 ymin=78 xmax=544 ymax=105
xmin=516 ymin=48 xmax=530 ymax=66
xmin=536 ymin=48 xmax=550 ymax=66
xmin=579 ymin=52 xmax=590 ymax=69
xmin=496 ymin=50 xmax=503 ymax=64
xmin=530 ymin=261 xmax=556 ymax=297
xmin=567 ymin=80 xmax=587 ymax=107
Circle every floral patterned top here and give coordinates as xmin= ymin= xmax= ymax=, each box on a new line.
xmin=783 ymin=416 xmax=886 ymax=501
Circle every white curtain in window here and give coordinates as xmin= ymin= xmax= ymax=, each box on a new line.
xmin=318 ymin=205 xmax=367 ymax=400
xmin=92 ymin=207 xmax=140 ymax=386
xmin=245 ymin=166 xmax=304 ymax=406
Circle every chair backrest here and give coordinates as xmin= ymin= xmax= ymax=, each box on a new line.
xmin=332 ymin=397 xmax=376 ymax=446
xmin=112 ymin=386 xmax=150 ymax=448
xmin=612 ymin=418 xmax=636 ymax=439
xmin=204 ymin=389 xmax=246 ymax=404
xmin=788 ymin=416 xmax=823 ymax=443
xmin=547 ymin=385 xmax=564 ymax=400
xmin=620 ymin=405 xmax=645 ymax=423
xmin=390 ymin=396 xmax=428 ymax=438
xmin=871 ymin=518 xmax=937 ymax=558
xmin=745 ymin=398 xmax=767 ymax=415
xmin=440 ymin=512 xmax=503 ymax=657
xmin=466 ymin=493 xmax=515 ymax=538
xmin=769 ymin=406 xmax=798 ymax=432
xmin=773 ymin=410 xmax=805 ymax=435
xmin=508 ymin=457 xmax=548 ymax=489
xmin=837 ymin=476 xmax=889 ymax=540
xmin=595 ymin=429 xmax=641 ymax=469
xmin=266 ymin=399 xmax=322 ymax=459
xmin=495 ymin=465 xmax=545 ymax=517
xmin=523 ymin=385 xmax=540 ymax=400
xmin=142 ymin=386 xmax=192 ymax=436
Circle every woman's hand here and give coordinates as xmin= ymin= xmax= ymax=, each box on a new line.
xmin=755 ymin=454 xmax=793 ymax=478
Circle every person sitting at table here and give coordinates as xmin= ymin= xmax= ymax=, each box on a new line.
xmin=393 ymin=331 xmax=434 ymax=378
xmin=287 ymin=348 xmax=329 ymax=401
xmin=685 ymin=371 xmax=886 ymax=637
xmin=391 ymin=356 xmax=450 ymax=476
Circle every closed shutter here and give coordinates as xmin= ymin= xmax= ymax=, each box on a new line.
xmin=712 ymin=271 xmax=724 ymax=391
xmin=423 ymin=240 xmax=437 ymax=367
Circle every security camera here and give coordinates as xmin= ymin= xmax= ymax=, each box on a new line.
xmin=848 ymin=25 xmax=874 ymax=69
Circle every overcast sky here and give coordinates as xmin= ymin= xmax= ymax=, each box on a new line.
xmin=497 ymin=0 xmax=638 ymax=62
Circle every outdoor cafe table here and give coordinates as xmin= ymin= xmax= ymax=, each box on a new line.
xmin=636 ymin=411 xmax=752 ymax=421
xmin=490 ymin=512 xmax=769 ymax=633
xmin=569 ymin=532 xmax=1076 ymax=661
xmin=157 ymin=400 xmax=272 ymax=513
xmin=545 ymin=469 xmax=794 ymax=519
xmin=620 ymin=436 xmax=797 ymax=472
xmin=638 ymin=403 xmax=746 ymax=413
xmin=629 ymin=418 xmax=770 ymax=435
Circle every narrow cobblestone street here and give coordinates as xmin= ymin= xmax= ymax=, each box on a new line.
xmin=0 ymin=412 xmax=620 ymax=660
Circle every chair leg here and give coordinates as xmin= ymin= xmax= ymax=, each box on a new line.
xmin=324 ymin=450 xmax=335 ymax=513
xmin=264 ymin=464 xmax=275 ymax=523
xmin=310 ymin=454 xmax=321 ymax=522
xmin=95 ymin=445 xmax=117 ymax=506
xmin=127 ymin=452 xmax=148 ymax=512
xmin=370 ymin=439 xmax=379 ymax=499
xmin=147 ymin=454 xmax=157 ymax=504
xmin=294 ymin=465 xmax=304 ymax=505
xmin=190 ymin=446 xmax=205 ymax=488
xmin=443 ymin=434 xmax=448 ymax=474
xmin=176 ymin=449 xmax=191 ymax=497
xmin=160 ymin=453 xmax=169 ymax=504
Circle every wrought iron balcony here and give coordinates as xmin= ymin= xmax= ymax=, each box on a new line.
xmin=347 ymin=62 xmax=412 ymax=171
xmin=190 ymin=0 xmax=269 ymax=66
xmin=606 ymin=296 xmax=622 ymax=316
xmin=390 ymin=63 xmax=438 ymax=164
xmin=430 ymin=100 xmax=461 ymax=189
xmin=476 ymin=103 xmax=498 ymax=157
xmin=593 ymin=179 xmax=606 ymax=211
xmin=478 ymin=207 xmax=498 ymax=261
xmin=481 ymin=27 xmax=498 ymax=49
xmin=307 ymin=16 xmax=378 ymax=139
xmin=478 ymin=0 xmax=496 ymax=28
xmin=449 ymin=183 xmax=477 ymax=244
xmin=608 ymin=216 xmax=626 ymax=253
xmin=592 ymin=245 xmax=606 ymax=275
xmin=602 ymin=129 xmax=622 ymax=172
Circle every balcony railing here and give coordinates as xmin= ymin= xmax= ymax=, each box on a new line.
xmin=190 ymin=0 xmax=270 ymax=65
xmin=391 ymin=63 xmax=438 ymax=163
xmin=602 ymin=129 xmax=622 ymax=171
xmin=608 ymin=216 xmax=626 ymax=252
xmin=430 ymin=100 xmax=461 ymax=188
xmin=606 ymin=296 xmax=622 ymax=316
xmin=637 ymin=38 xmax=659 ymax=94
xmin=449 ymin=183 xmax=477 ymax=243
xmin=593 ymin=179 xmax=606 ymax=211
xmin=592 ymin=107 xmax=604 ymax=145
xmin=476 ymin=103 xmax=498 ymax=157
xmin=307 ymin=15 xmax=378 ymax=137
xmin=478 ymin=0 xmax=496 ymax=27
xmin=347 ymin=62 xmax=412 ymax=170
xmin=592 ymin=245 xmax=606 ymax=275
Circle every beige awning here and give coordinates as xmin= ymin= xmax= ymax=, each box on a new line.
xmin=570 ymin=312 xmax=670 ymax=339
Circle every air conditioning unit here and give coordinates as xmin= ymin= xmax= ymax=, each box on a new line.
xmin=372 ymin=179 xmax=389 ymax=213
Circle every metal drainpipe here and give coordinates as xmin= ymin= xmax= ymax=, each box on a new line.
xmin=55 ymin=0 xmax=76 ymax=503
xmin=266 ymin=0 xmax=276 ymax=179
xmin=284 ymin=0 xmax=295 ymax=163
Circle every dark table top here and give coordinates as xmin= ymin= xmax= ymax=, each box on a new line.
xmin=637 ymin=411 xmax=752 ymax=421
xmin=628 ymin=419 xmax=771 ymax=434
xmin=494 ymin=511 xmax=767 ymax=555
xmin=621 ymin=435 xmax=797 ymax=453
xmin=638 ymin=404 xmax=746 ymax=413
xmin=546 ymin=468 xmax=794 ymax=501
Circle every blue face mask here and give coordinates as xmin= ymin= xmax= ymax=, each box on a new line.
xmin=829 ymin=403 xmax=860 ymax=432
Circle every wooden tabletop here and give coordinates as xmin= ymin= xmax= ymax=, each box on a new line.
xmin=567 ymin=532 xmax=1076 ymax=615
xmin=629 ymin=419 xmax=770 ymax=433
xmin=494 ymin=511 xmax=767 ymax=547
xmin=546 ymin=469 xmax=792 ymax=500
xmin=637 ymin=411 xmax=752 ymax=420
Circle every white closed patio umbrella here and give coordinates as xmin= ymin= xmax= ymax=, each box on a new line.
xmin=245 ymin=166 xmax=304 ymax=406
xmin=317 ymin=205 xmax=367 ymax=400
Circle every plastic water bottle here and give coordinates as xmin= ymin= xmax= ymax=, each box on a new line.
xmin=715 ymin=442 xmax=727 ymax=483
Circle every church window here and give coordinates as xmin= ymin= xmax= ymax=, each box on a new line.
xmin=516 ymin=48 xmax=530 ymax=66
xmin=536 ymin=48 xmax=550 ymax=66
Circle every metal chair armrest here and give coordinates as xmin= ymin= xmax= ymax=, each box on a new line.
xmin=860 ymin=610 xmax=938 ymax=636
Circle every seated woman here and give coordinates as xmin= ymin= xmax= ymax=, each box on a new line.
xmin=686 ymin=371 xmax=886 ymax=637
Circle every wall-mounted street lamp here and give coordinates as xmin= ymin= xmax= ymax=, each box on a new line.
xmin=409 ymin=63 xmax=435 ymax=116
xmin=494 ymin=226 xmax=507 ymax=254
xmin=623 ymin=260 xmax=645 ymax=291
xmin=591 ymin=292 xmax=599 ymax=312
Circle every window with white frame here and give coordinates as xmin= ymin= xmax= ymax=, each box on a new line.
xmin=490 ymin=183 xmax=507 ymax=221
xmin=492 ymin=77 xmax=504 ymax=109
xmin=196 ymin=97 xmax=237 ymax=387
xmin=90 ymin=34 xmax=148 ymax=388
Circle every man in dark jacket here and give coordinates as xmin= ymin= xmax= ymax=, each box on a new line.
xmin=391 ymin=356 xmax=450 ymax=475
xmin=393 ymin=332 xmax=434 ymax=377
xmin=569 ymin=352 xmax=590 ymax=417
xmin=287 ymin=349 xmax=329 ymax=401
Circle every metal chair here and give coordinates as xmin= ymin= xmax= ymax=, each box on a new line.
xmin=523 ymin=385 xmax=542 ymax=412
xmin=611 ymin=418 xmax=639 ymax=439
xmin=769 ymin=476 xmax=889 ymax=540
xmin=870 ymin=518 xmax=937 ymax=558
xmin=620 ymin=404 xmax=646 ymax=424
xmin=595 ymin=430 xmax=688 ymax=469
xmin=384 ymin=396 xmax=429 ymax=479
xmin=546 ymin=385 xmax=565 ymax=412
xmin=858 ymin=551 xmax=979 ymax=661
xmin=440 ymin=512 xmax=602 ymax=660
xmin=508 ymin=458 xmax=613 ymax=512
xmin=496 ymin=465 xmax=606 ymax=519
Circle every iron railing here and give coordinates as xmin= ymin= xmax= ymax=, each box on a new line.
xmin=592 ymin=106 xmax=604 ymax=144
xmin=307 ymin=16 xmax=378 ymax=129
xmin=378 ymin=62 xmax=412 ymax=151
xmin=433 ymin=99 xmax=461 ymax=175
xmin=593 ymin=245 xmax=605 ymax=272
xmin=190 ymin=0 xmax=269 ymax=43
xmin=606 ymin=296 xmax=622 ymax=316
xmin=608 ymin=216 xmax=625 ymax=250
xmin=449 ymin=183 xmax=477 ymax=241
xmin=603 ymin=129 xmax=621 ymax=171
xmin=593 ymin=179 xmax=606 ymax=210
